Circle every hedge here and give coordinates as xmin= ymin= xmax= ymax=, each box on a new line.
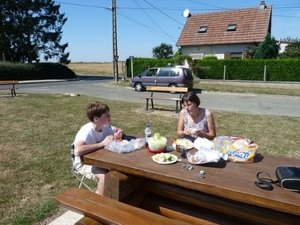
xmin=0 ymin=62 xmax=76 ymax=80
xmin=125 ymin=58 xmax=300 ymax=82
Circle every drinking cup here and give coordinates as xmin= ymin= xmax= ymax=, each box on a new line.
xmin=180 ymin=145 xmax=187 ymax=158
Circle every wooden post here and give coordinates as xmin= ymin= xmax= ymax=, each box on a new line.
xmin=104 ymin=171 xmax=144 ymax=201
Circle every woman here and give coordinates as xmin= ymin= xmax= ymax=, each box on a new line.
xmin=177 ymin=91 xmax=216 ymax=141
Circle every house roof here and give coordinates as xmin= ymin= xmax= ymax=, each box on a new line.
xmin=176 ymin=4 xmax=272 ymax=47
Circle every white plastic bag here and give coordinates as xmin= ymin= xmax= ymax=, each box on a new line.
xmin=105 ymin=138 xmax=145 ymax=153
xmin=187 ymin=150 xmax=225 ymax=164
xmin=194 ymin=137 xmax=214 ymax=150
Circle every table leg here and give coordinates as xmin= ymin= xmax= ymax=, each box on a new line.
xmin=104 ymin=171 xmax=144 ymax=201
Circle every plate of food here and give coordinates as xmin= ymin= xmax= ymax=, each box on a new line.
xmin=174 ymin=138 xmax=194 ymax=150
xmin=151 ymin=153 xmax=178 ymax=164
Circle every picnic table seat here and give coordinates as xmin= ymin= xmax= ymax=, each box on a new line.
xmin=55 ymin=187 xmax=190 ymax=225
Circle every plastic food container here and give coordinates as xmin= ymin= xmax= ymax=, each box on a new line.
xmin=147 ymin=137 xmax=167 ymax=152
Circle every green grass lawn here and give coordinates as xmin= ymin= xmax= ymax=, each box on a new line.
xmin=0 ymin=92 xmax=299 ymax=225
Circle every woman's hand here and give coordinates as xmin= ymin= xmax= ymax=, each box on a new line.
xmin=184 ymin=128 xmax=193 ymax=136
xmin=192 ymin=129 xmax=205 ymax=138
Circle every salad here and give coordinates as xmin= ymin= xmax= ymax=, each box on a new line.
xmin=152 ymin=153 xmax=176 ymax=163
xmin=148 ymin=133 xmax=167 ymax=150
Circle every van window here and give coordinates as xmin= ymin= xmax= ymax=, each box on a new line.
xmin=183 ymin=68 xmax=193 ymax=78
xmin=170 ymin=69 xmax=179 ymax=77
xmin=146 ymin=68 xmax=157 ymax=76
xmin=157 ymin=68 xmax=169 ymax=77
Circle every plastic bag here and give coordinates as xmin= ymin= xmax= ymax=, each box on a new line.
xmin=187 ymin=145 xmax=228 ymax=165
xmin=213 ymin=136 xmax=258 ymax=163
xmin=105 ymin=138 xmax=145 ymax=153
xmin=193 ymin=137 xmax=214 ymax=150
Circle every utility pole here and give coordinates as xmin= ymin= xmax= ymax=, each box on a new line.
xmin=112 ymin=0 xmax=119 ymax=82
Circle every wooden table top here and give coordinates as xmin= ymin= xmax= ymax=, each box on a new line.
xmin=82 ymin=135 xmax=300 ymax=216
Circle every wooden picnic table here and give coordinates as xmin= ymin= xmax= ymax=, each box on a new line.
xmin=79 ymin=135 xmax=300 ymax=224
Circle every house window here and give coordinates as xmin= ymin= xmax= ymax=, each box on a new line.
xmin=230 ymin=52 xmax=242 ymax=59
xmin=198 ymin=26 xmax=207 ymax=33
xmin=227 ymin=24 xmax=237 ymax=31
xmin=189 ymin=53 xmax=204 ymax=60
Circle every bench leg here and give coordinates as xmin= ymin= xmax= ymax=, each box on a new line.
xmin=75 ymin=216 xmax=103 ymax=225
xmin=176 ymin=101 xmax=179 ymax=114
xmin=151 ymin=99 xmax=154 ymax=109
xmin=11 ymin=89 xmax=15 ymax=98
xmin=145 ymin=99 xmax=149 ymax=111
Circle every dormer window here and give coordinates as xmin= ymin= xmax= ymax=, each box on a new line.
xmin=198 ymin=26 xmax=208 ymax=33
xmin=227 ymin=24 xmax=237 ymax=31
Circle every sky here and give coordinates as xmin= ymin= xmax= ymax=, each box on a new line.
xmin=53 ymin=0 xmax=300 ymax=63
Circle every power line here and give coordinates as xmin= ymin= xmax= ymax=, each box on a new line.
xmin=117 ymin=10 xmax=178 ymax=40
xmin=187 ymin=0 xmax=230 ymax=10
xmin=55 ymin=1 xmax=109 ymax=9
xmin=273 ymin=14 xmax=300 ymax=18
xmin=143 ymin=0 xmax=184 ymax=25
xmin=55 ymin=0 xmax=300 ymax=46
xmin=133 ymin=0 xmax=177 ymax=42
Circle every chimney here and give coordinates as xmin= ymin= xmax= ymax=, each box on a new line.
xmin=260 ymin=1 xmax=266 ymax=10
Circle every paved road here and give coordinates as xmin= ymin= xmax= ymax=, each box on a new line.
xmin=12 ymin=76 xmax=300 ymax=117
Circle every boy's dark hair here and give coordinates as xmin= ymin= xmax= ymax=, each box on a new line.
xmin=86 ymin=101 xmax=110 ymax=122
xmin=181 ymin=91 xmax=200 ymax=106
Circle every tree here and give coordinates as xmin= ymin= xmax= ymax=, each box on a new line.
xmin=254 ymin=33 xmax=279 ymax=59
xmin=280 ymin=41 xmax=300 ymax=59
xmin=152 ymin=43 xmax=173 ymax=59
xmin=245 ymin=42 xmax=260 ymax=59
xmin=280 ymin=37 xmax=300 ymax=42
xmin=0 ymin=0 xmax=70 ymax=64
xmin=173 ymin=48 xmax=182 ymax=59
xmin=175 ymin=54 xmax=192 ymax=66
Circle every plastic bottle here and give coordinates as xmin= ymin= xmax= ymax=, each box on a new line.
xmin=144 ymin=124 xmax=152 ymax=146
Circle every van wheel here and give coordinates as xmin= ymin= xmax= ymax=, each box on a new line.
xmin=169 ymin=84 xmax=177 ymax=94
xmin=135 ymin=83 xmax=143 ymax=92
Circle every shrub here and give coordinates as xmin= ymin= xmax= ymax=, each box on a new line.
xmin=0 ymin=62 xmax=76 ymax=80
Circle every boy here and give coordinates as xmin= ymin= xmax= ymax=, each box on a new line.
xmin=74 ymin=101 xmax=123 ymax=195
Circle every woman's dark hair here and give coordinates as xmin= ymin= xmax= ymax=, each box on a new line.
xmin=181 ymin=91 xmax=200 ymax=106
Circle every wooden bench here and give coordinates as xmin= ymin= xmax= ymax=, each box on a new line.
xmin=55 ymin=187 xmax=190 ymax=225
xmin=0 ymin=80 xmax=19 ymax=97
xmin=141 ymin=86 xmax=188 ymax=113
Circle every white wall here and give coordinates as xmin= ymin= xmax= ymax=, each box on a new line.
xmin=181 ymin=43 xmax=250 ymax=59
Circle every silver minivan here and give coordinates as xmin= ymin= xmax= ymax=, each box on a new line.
xmin=130 ymin=67 xmax=194 ymax=92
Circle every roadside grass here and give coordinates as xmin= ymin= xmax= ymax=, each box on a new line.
xmin=194 ymin=82 xmax=300 ymax=96
xmin=110 ymin=79 xmax=300 ymax=96
xmin=0 ymin=93 xmax=300 ymax=225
